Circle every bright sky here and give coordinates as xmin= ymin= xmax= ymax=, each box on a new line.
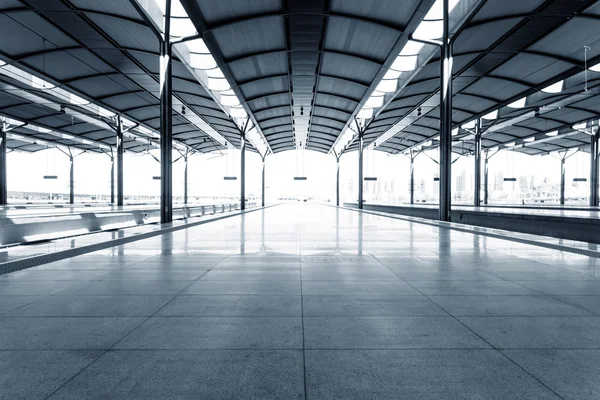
xmin=5 ymin=146 xmax=591 ymax=203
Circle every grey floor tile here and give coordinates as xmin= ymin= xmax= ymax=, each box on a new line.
xmin=97 ymin=269 xmax=209 ymax=281
xmin=157 ymin=295 xmax=301 ymax=316
xmin=183 ymin=280 xmax=301 ymax=295
xmin=305 ymin=350 xmax=559 ymax=400
xmin=303 ymin=295 xmax=446 ymax=317
xmin=0 ymin=317 xmax=145 ymax=349
xmin=48 ymin=350 xmax=304 ymax=400
xmin=410 ymin=280 xmax=539 ymax=296
xmin=0 ymin=270 xmax=107 ymax=281
xmin=304 ymin=317 xmax=490 ymax=349
xmin=0 ymin=296 xmax=44 ymax=314
xmin=430 ymin=295 xmax=592 ymax=316
xmin=200 ymin=269 xmax=301 ymax=280
xmin=7 ymin=295 xmax=175 ymax=317
xmin=114 ymin=317 xmax=303 ymax=349
xmin=391 ymin=269 xmax=501 ymax=281
xmin=302 ymin=281 xmax=421 ymax=296
xmin=459 ymin=316 xmax=600 ymax=348
xmin=503 ymin=349 xmax=600 ymax=400
xmin=0 ymin=350 xmax=103 ymax=400
xmin=301 ymin=268 xmax=400 ymax=281
xmin=59 ymin=280 xmax=193 ymax=295
xmin=0 ymin=281 xmax=76 ymax=296
xmin=554 ymin=296 xmax=600 ymax=315
xmin=515 ymin=280 xmax=600 ymax=295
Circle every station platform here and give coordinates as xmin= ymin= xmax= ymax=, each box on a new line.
xmin=1 ymin=203 xmax=600 ymax=399
xmin=345 ymin=203 xmax=600 ymax=244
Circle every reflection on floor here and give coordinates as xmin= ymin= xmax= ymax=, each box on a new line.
xmin=1 ymin=203 xmax=600 ymax=399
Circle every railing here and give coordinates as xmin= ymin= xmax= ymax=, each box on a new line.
xmin=0 ymin=202 xmax=257 ymax=247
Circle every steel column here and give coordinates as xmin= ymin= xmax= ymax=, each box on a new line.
xmin=0 ymin=125 xmax=7 ymax=205
xmin=261 ymin=155 xmax=265 ymax=207
xmin=410 ymin=155 xmax=415 ymax=205
xmin=110 ymin=154 xmax=115 ymax=204
xmin=484 ymin=151 xmax=490 ymax=205
xmin=560 ymin=156 xmax=566 ymax=205
xmin=240 ymin=134 xmax=246 ymax=210
xmin=184 ymin=156 xmax=188 ymax=205
xmin=336 ymin=156 xmax=340 ymax=206
xmin=116 ymin=115 xmax=124 ymax=207
xmin=439 ymin=0 xmax=453 ymax=221
xmin=160 ymin=0 xmax=173 ymax=223
xmin=591 ymin=126 xmax=599 ymax=207
xmin=358 ymin=130 xmax=364 ymax=209
xmin=69 ymin=155 xmax=74 ymax=205
xmin=474 ymin=119 xmax=482 ymax=206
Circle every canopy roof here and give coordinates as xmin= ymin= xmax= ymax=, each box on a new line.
xmin=1 ymin=0 xmax=599 ymax=157
xmin=0 ymin=0 xmax=242 ymax=153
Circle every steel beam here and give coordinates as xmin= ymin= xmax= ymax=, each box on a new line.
xmin=439 ymin=0 xmax=453 ymax=222
xmin=473 ymin=118 xmax=482 ymax=206
xmin=0 ymin=124 xmax=7 ymax=205
xmin=358 ymin=129 xmax=364 ymax=209
xmin=240 ymin=134 xmax=246 ymax=210
xmin=116 ymin=115 xmax=124 ymax=207
xmin=160 ymin=0 xmax=173 ymax=223
xmin=591 ymin=125 xmax=599 ymax=207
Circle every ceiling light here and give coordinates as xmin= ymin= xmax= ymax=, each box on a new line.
xmin=207 ymin=77 xmax=231 ymax=91
xmin=365 ymin=95 xmax=384 ymax=108
xmin=482 ymin=110 xmax=498 ymax=120
xmin=507 ymin=98 xmax=526 ymax=108
xmin=357 ymin=108 xmax=374 ymax=119
xmin=190 ymin=53 xmax=217 ymax=70
xmin=541 ymin=80 xmax=563 ymax=94
xmin=375 ymin=79 xmax=397 ymax=93
xmin=461 ymin=120 xmax=476 ymax=129
xmin=390 ymin=55 xmax=417 ymax=72
xmin=221 ymin=95 xmax=239 ymax=107
xmin=400 ymin=40 xmax=424 ymax=56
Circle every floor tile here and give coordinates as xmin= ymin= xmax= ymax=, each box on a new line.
xmin=459 ymin=316 xmax=600 ymax=348
xmin=157 ymin=295 xmax=302 ymax=316
xmin=48 ymin=350 xmax=304 ymax=400
xmin=305 ymin=349 xmax=559 ymax=399
xmin=114 ymin=317 xmax=303 ymax=349
xmin=0 ymin=350 xmax=103 ymax=400
xmin=303 ymin=295 xmax=446 ymax=317
xmin=304 ymin=317 xmax=490 ymax=349
xmin=503 ymin=350 xmax=600 ymax=400
xmin=0 ymin=317 xmax=145 ymax=349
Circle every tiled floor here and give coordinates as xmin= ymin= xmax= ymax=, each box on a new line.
xmin=2 ymin=203 xmax=600 ymax=399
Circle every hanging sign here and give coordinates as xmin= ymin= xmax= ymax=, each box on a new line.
xmin=503 ymin=178 xmax=517 ymax=182
xmin=294 ymin=177 xmax=307 ymax=181
xmin=433 ymin=177 xmax=440 ymax=181
xmin=573 ymin=178 xmax=587 ymax=182
xmin=364 ymin=177 xmax=377 ymax=181
xmin=224 ymin=176 xmax=238 ymax=181
xmin=152 ymin=176 xmax=160 ymax=180
xmin=43 ymin=175 xmax=58 ymax=179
